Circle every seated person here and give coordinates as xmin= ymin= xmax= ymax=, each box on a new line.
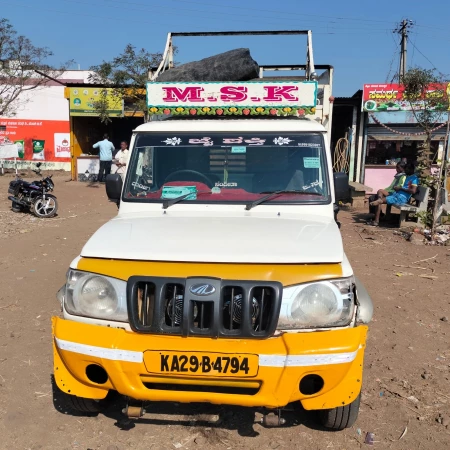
xmin=368 ymin=161 xmax=406 ymax=218
xmin=369 ymin=163 xmax=418 ymax=226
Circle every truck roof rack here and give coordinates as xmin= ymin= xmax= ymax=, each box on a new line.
xmin=150 ymin=30 xmax=318 ymax=82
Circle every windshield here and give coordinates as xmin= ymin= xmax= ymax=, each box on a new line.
xmin=123 ymin=132 xmax=330 ymax=205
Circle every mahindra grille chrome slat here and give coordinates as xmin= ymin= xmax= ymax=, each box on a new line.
xmin=127 ymin=277 xmax=282 ymax=338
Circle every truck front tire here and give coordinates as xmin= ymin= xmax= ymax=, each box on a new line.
xmin=58 ymin=390 xmax=101 ymax=415
xmin=317 ymin=393 xmax=361 ymax=430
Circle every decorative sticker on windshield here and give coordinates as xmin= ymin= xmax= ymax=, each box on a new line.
xmin=303 ymin=157 xmax=320 ymax=168
xmin=189 ymin=137 xmax=214 ymax=146
xmin=222 ymin=137 xmax=266 ymax=145
xmin=231 ymin=146 xmax=247 ymax=154
xmin=162 ymin=137 xmax=182 ymax=146
xmin=302 ymin=180 xmax=321 ymax=190
xmin=131 ymin=181 xmax=150 ymax=191
xmin=273 ymin=137 xmax=293 ymax=145
xmin=151 ymin=134 xmax=322 ymax=147
xmin=161 ymin=186 xmax=197 ymax=200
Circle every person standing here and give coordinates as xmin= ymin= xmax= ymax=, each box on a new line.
xmin=113 ymin=141 xmax=130 ymax=180
xmin=93 ymin=134 xmax=115 ymax=182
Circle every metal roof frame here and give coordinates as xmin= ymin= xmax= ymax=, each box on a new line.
xmin=151 ymin=30 xmax=316 ymax=82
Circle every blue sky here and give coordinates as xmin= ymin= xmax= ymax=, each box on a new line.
xmin=2 ymin=0 xmax=450 ymax=96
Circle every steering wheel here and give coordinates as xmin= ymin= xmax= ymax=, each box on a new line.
xmin=164 ymin=170 xmax=214 ymax=188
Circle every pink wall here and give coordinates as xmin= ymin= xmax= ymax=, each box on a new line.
xmin=364 ymin=167 xmax=397 ymax=193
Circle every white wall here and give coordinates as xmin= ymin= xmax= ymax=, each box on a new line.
xmin=0 ymin=70 xmax=94 ymax=121
xmin=11 ymin=85 xmax=68 ymax=121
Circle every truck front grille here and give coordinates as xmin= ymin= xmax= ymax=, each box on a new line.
xmin=127 ymin=277 xmax=282 ymax=338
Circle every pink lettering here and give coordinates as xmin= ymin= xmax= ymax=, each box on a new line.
xmin=223 ymin=137 xmax=243 ymax=144
xmin=162 ymin=87 xmax=204 ymax=102
xmin=263 ymin=86 xmax=298 ymax=102
xmin=220 ymin=86 xmax=247 ymax=102
xmin=245 ymin=138 xmax=266 ymax=146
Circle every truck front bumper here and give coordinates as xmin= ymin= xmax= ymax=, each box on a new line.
xmin=52 ymin=317 xmax=367 ymax=410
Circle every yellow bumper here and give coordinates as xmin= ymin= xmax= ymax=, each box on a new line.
xmin=52 ymin=317 xmax=367 ymax=410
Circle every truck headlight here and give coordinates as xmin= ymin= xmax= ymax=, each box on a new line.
xmin=277 ymin=277 xmax=355 ymax=329
xmin=63 ymin=270 xmax=128 ymax=322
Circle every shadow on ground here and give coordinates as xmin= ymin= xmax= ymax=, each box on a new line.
xmin=51 ymin=378 xmax=332 ymax=438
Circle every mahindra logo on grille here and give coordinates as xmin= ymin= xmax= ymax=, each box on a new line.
xmin=189 ymin=283 xmax=216 ymax=296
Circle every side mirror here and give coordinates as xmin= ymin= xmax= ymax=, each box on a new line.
xmin=333 ymin=172 xmax=351 ymax=203
xmin=106 ymin=174 xmax=123 ymax=206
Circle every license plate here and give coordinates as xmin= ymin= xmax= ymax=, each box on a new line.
xmin=144 ymin=351 xmax=259 ymax=377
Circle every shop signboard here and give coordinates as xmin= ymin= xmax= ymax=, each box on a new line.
xmin=146 ymin=81 xmax=318 ymax=117
xmin=363 ymin=83 xmax=450 ymax=112
xmin=69 ymin=87 xmax=124 ymax=117
xmin=0 ymin=119 xmax=71 ymax=170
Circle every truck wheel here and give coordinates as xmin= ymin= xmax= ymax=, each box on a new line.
xmin=59 ymin=391 xmax=101 ymax=414
xmin=317 ymin=393 xmax=361 ymax=430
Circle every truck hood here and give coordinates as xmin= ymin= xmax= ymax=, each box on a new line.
xmin=81 ymin=212 xmax=343 ymax=264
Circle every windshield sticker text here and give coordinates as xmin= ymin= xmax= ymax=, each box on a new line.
xmin=231 ymin=146 xmax=246 ymax=154
xmin=302 ymin=180 xmax=320 ymax=190
xmin=298 ymin=143 xmax=322 ymax=148
xmin=303 ymin=157 xmax=320 ymax=168
xmin=215 ymin=182 xmax=237 ymax=187
xmin=189 ymin=137 xmax=214 ymax=146
xmin=131 ymin=181 xmax=150 ymax=190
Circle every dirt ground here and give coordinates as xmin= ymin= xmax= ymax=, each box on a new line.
xmin=0 ymin=174 xmax=449 ymax=450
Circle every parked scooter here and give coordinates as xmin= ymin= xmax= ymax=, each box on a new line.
xmin=7 ymin=163 xmax=58 ymax=218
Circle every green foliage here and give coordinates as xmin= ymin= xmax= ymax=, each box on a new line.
xmin=416 ymin=210 xmax=433 ymax=228
xmin=402 ymin=67 xmax=450 ymax=233
xmin=402 ymin=68 xmax=448 ymax=133
xmin=89 ymin=44 xmax=163 ymax=123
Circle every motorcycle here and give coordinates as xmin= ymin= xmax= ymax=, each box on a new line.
xmin=7 ymin=163 xmax=58 ymax=218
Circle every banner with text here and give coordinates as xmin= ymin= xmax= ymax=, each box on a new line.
xmin=0 ymin=119 xmax=70 ymax=169
xmin=69 ymin=87 xmax=124 ymax=117
xmin=147 ymin=81 xmax=318 ymax=117
xmin=363 ymin=83 xmax=450 ymax=112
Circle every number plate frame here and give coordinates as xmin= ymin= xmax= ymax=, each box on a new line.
xmin=144 ymin=351 xmax=259 ymax=378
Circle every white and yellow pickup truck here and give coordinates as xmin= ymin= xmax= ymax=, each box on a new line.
xmin=53 ymin=77 xmax=372 ymax=431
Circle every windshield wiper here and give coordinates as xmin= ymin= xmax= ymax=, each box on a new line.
xmin=245 ymin=190 xmax=323 ymax=210
xmin=162 ymin=190 xmax=210 ymax=209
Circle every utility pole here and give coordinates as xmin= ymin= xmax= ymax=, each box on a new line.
xmin=395 ymin=19 xmax=414 ymax=82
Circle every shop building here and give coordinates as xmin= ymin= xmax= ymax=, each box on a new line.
xmin=0 ymin=71 xmax=144 ymax=179
xmin=64 ymin=85 xmax=144 ymax=180
xmin=360 ymin=83 xmax=449 ymax=193
xmin=0 ymin=71 xmax=91 ymax=172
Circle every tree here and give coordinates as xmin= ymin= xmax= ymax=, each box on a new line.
xmin=0 ymin=18 xmax=68 ymax=117
xmin=401 ymin=68 xmax=449 ymax=235
xmin=89 ymin=44 xmax=164 ymax=123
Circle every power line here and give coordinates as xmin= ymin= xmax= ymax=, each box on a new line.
xmin=410 ymin=41 xmax=439 ymax=71
xmin=165 ymin=0 xmax=398 ymax=24
xmin=1 ymin=0 xmax=394 ymax=36
xmin=386 ymin=49 xmax=399 ymax=83
xmin=65 ymin=0 xmax=395 ymax=32
xmin=410 ymin=32 xmax=418 ymax=67
xmin=0 ymin=0 xmax=206 ymax=30
xmin=86 ymin=0 xmax=343 ymax=28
